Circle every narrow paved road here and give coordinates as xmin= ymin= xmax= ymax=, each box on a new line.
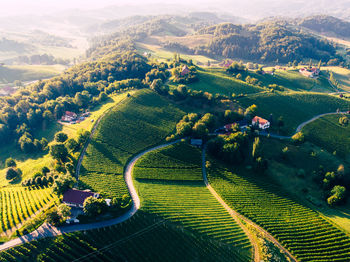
xmin=202 ymin=146 xmax=298 ymax=262
xmin=0 ymin=141 xmax=179 ymax=252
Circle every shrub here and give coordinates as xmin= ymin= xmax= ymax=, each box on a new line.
xmin=5 ymin=158 xmax=16 ymax=168
xmin=83 ymin=196 xmax=107 ymax=216
xmin=6 ymin=168 xmax=20 ymax=180
xmin=292 ymin=132 xmax=305 ymax=143
xmin=55 ymin=132 xmax=68 ymax=143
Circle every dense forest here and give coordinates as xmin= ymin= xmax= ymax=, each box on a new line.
xmin=299 ymin=15 xmax=350 ymax=38
xmin=194 ymin=22 xmax=339 ymax=63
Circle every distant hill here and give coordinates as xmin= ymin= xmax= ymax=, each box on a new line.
xmin=299 ymin=15 xmax=350 ymax=38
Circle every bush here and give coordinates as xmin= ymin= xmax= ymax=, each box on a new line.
xmin=83 ymin=196 xmax=107 ymax=216
xmin=5 ymin=158 xmax=16 ymax=168
xmin=50 ymin=143 xmax=68 ymax=162
xmin=55 ymin=132 xmax=68 ymax=143
xmin=292 ymin=132 xmax=305 ymax=143
xmin=6 ymin=168 xmax=20 ymax=180
xmin=52 ymin=174 xmax=75 ymax=195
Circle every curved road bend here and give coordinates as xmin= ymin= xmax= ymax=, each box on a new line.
xmin=0 ymin=141 xmax=180 ymax=252
xmin=202 ymin=146 xmax=298 ymax=262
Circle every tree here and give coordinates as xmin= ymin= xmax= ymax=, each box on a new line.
xmin=57 ymin=204 xmax=71 ymax=220
xmin=252 ymin=137 xmax=261 ymax=159
xmin=66 ymin=138 xmax=78 ymax=151
xmin=65 ymin=162 xmax=74 ymax=174
xmin=245 ymin=104 xmax=257 ymax=116
xmin=83 ymin=196 xmax=106 ymax=216
xmin=55 ymin=132 xmax=68 ymax=143
xmin=52 ymin=174 xmax=75 ymax=195
xmin=192 ymin=122 xmax=209 ymax=139
xmin=200 ymin=113 xmax=216 ymax=129
xmin=327 ymin=185 xmax=346 ymax=206
xmin=5 ymin=158 xmax=16 ymax=168
xmin=292 ymin=132 xmax=304 ymax=143
xmin=176 ymin=121 xmax=192 ymax=137
xmin=6 ymin=168 xmax=19 ymax=180
xmin=42 ymin=166 xmax=50 ymax=175
xmin=50 ymin=143 xmax=68 ymax=162
xmin=46 ymin=209 xmax=61 ymax=226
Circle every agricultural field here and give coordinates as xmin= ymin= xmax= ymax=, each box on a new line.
xmin=237 ymin=92 xmax=350 ymax=134
xmin=134 ymin=143 xmax=252 ymax=261
xmin=303 ymin=114 xmax=350 ymax=157
xmin=206 ymin=158 xmax=350 ymax=261
xmin=0 ymin=187 xmax=55 ymax=235
xmin=0 ymin=91 xmax=133 ymax=187
xmin=80 ymin=89 xmax=184 ymax=198
xmin=323 ymin=66 xmax=350 ymax=92
xmin=0 ymin=211 xmax=246 ymax=262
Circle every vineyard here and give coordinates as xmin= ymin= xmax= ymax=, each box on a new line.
xmin=237 ymin=92 xmax=350 ymax=134
xmin=134 ymin=142 xmax=203 ymax=181
xmin=0 ymin=187 xmax=55 ymax=234
xmin=134 ymin=143 xmax=252 ymax=261
xmin=80 ymin=89 xmax=184 ymax=198
xmin=206 ymin=158 xmax=350 ymax=261
xmin=0 ymin=211 xmax=247 ymax=262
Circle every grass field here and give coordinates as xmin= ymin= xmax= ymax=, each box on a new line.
xmin=134 ymin=142 xmax=252 ymax=261
xmin=79 ymin=89 xmax=184 ymax=198
xmin=0 ymin=187 xmax=55 ymax=234
xmin=323 ymin=66 xmax=350 ymax=92
xmin=0 ymin=211 xmax=249 ymax=262
xmin=303 ymin=114 xmax=350 ymax=157
xmin=0 ymin=65 xmax=65 ymax=85
xmin=237 ymin=92 xmax=350 ymax=134
xmin=207 ymin=157 xmax=350 ymax=261
xmin=0 ymin=92 xmax=134 ymax=187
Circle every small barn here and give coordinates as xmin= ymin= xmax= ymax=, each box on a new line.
xmin=63 ymin=189 xmax=99 ymax=209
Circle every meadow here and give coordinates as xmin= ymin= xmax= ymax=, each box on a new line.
xmin=80 ymin=89 xmax=184 ymax=198
xmin=206 ymin=158 xmax=350 ymax=261
xmin=303 ymin=114 xmax=350 ymax=157
xmin=134 ymin=143 xmax=252 ymax=261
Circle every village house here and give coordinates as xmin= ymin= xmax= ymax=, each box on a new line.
xmin=299 ymin=67 xmax=320 ymax=78
xmin=63 ymin=188 xmax=100 ymax=209
xmin=219 ymin=59 xmax=234 ymax=68
xmin=252 ymin=116 xmax=270 ymax=130
xmin=61 ymin=111 xmax=78 ymax=122
xmin=180 ymin=65 xmax=190 ymax=76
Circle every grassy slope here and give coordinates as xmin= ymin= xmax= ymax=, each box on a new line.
xmin=237 ymin=92 xmax=350 ymax=134
xmin=303 ymin=114 xmax=350 ymax=157
xmin=80 ymin=89 xmax=184 ymax=198
xmin=0 ymin=65 xmax=65 ymax=84
xmin=0 ymin=92 xmax=133 ymax=187
xmin=324 ymin=66 xmax=350 ymax=92
xmin=134 ymin=142 xmax=252 ymax=261
xmin=207 ymin=158 xmax=350 ymax=261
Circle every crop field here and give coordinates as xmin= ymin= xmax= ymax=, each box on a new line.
xmin=0 ymin=187 xmax=55 ymax=234
xmin=134 ymin=143 xmax=252 ymax=261
xmin=206 ymin=158 xmax=350 ymax=261
xmin=237 ymin=92 xmax=350 ymax=134
xmin=303 ymin=114 xmax=350 ymax=157
xmin=134 ymin=143 xmax=202 ymax=181
xmin=0 ymin=211 xmax=247 ymax=262
xmin=187 ymin=68 xmax=264 ymax=96
xmin=80 ymin=89 xmax=184 ymax=198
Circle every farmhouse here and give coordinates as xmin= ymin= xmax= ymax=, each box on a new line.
xmin=61 ymin=111 xmax=77 ymax=122
xmin=219 ymin=59 xmax=233 ymax=68
xmin=252 ymin=116 xmax=270 ymax=130
xmin=180 ymin=65 xmax=190 ymax=76
xmin=63 ymin=188 xmax=99 ymax=208
xmin=299 ymin=67 xmax=320 ymax=78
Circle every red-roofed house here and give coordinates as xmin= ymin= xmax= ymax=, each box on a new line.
xmin=63 ymin=188 xmax=99 ymax=208
xmin=61 ymin=111 xmax=78 ymax=122
xmin=252 ymin=116 xmax=270 ymax=130
xmin=180 ymin=65 xmax=190 ymax=76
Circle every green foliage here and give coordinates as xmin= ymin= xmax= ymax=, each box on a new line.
xmin=327 ymin=185 xmax=346 ymax=206
xmin=291 ymin=132 xmax=305 ymax=143
xmin=252 ymin=137 xmax=261 ymax=159
xmin=5 ymin=158 xmax=16 ymax=168
xmin=46 ymin=209 xmax=61 ymax=226
xmin=83 ymin=196 xmax=107 ymax=217
xmin=339 ymin=116 xmax=349 ymax=126
xmin=6 ymin=168 xmax=20 ymax=180
xmin=52 ymin=174 xmax=75 ymax=195
xmin=54 ymin=132 xmax=68 ymax=143
xmin=49 ymin=143 xmax=68 ymax=162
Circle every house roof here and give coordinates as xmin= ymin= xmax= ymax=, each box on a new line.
xmin=252 ymin=116 xmax=269 ymax=125
xmin=65 ymin=111 xmax=77 ymax=117
xmin=181 ymin=65 xmax=190 ymax=75
xmin=63 ymin=189 xmax=97 ymax=206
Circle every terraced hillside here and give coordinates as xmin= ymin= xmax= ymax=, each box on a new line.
xmin=207 ymin=158 xmax=350 ymax=261
xmin=80 ymin=89 xmax=184 ymax=198
xmin=134 ymin=143 xmax=252 ymax=262
xmin=0 ymin=211 xmax=245 ymax=262
xmin=303 ymin=114 xmax=350 ymax=157
xmin=0 ymin=187 xmax=55 ymax=234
